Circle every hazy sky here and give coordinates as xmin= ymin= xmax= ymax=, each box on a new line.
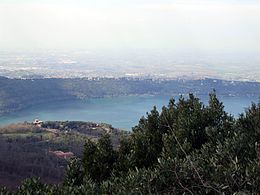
xmin=0 ymin=0 xmax=260 ymax=52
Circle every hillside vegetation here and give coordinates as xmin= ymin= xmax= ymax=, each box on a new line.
xmin=1 ymin=92 xmax=260 ymax=194
xmin=0 ymin=76 xmax=259 ymax=115
xmin=0 ymin=121 xmax=126 ymax=189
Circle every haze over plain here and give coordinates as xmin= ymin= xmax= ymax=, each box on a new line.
xmin=0 ymin=0 xmax=259 ymax=80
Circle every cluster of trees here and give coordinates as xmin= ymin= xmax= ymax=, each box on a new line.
xmin=42 ymin=121 xmax=112 ymax=136
xmin=1 ymin=92 xmax=260 ymax=194
xmin=42 ymin=121 xmax=127 ymax=147
xmin=0 ymin=135 xmax=66 ymax=189
xmin=0 ymin=121 xmax=128 ymax=190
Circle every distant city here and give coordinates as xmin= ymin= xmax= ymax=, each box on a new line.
xmin=0 ymin=50 xmax=259 ymax=81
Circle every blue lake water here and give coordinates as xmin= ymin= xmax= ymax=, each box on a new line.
xmin=0 ymin=95 xmax=259 ymax=130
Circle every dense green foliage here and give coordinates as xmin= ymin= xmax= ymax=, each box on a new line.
xmin=1 ymin=92 xmax=260 ymax=194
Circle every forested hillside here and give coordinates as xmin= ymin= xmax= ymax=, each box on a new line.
xmin=0 ymin=121 xmax=126 ymax=189
xmin=1 ymin=92 xmax=260 ymax=194
xmin=0 ymin=76 xmax=259 ymax=115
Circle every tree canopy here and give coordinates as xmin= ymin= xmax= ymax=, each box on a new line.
xmin=1 ymin=92 xmax=260 ymax=194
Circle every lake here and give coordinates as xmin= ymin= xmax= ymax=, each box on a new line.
xmin=0 ymin=95 xmax=258 ymax=130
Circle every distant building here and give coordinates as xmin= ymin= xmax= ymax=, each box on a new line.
xmin=33 ymin=119 xmax=43 ymax=127
xmin=49 ymin=150 xmax=74 ymax=159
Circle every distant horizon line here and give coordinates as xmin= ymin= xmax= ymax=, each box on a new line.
xmin=1 ymin=75 xmax=260 ymax=83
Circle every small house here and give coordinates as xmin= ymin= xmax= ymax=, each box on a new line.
xmin=33 ymin=119 xmax=43 ymax=127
